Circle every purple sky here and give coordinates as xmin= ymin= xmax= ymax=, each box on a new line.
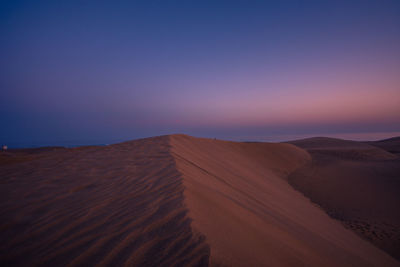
xmin=1 ymin=1 xmax=400 ymax=147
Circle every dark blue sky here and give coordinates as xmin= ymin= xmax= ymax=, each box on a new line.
xmin=1 ymin=1 xmax=400 ymax=147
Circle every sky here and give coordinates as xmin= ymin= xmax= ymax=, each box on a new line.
xmin=1 ymin=0 xmax=400 ymax=147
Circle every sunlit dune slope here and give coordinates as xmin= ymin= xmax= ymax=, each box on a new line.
xmin=171 ymin=134 xmax=399 ymax=267
xmin=288 ymin=137 xmax=400 ymax=261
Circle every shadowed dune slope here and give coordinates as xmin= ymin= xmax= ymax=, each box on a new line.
xmin=171 ymin=134 xmax=399 ymax=267
xmin=0 ymin=136 xmax=209 ymax=266
xmin=288 ymin=137 xmax=400 ymax=261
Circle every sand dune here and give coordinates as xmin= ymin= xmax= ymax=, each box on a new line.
xmin=288 ymin=137 xmax=400 ymax=261
xmin=1 ymin=135 xmax=399 ymax=266
xmin=366 ymin=137 xmax=400 ymax=155
xmin=0 ymin=136 xmax=208 ymax=266
xmin=171 ymin=135 xmax=399 ymax=266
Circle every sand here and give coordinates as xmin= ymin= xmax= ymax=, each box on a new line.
xmin=0 ymin=137 xmax=208 ymax=266
xmin=0 ymin=134 xmax=399 ymax=266
xmin=367 ymin=137 xmax=400 ymax=155
xmin=172 ymin=134 xmax=399 ymax=266
xmin=288 ymin=137 xmax=400 ymax=261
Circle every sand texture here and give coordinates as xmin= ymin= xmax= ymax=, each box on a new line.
xmin=0 ymin=134 xmax=399 ymax=266
xmin=288 ymin=137 xmax=400 ymax=261
xmin=0 ymin=136 xmax=208 ymax=266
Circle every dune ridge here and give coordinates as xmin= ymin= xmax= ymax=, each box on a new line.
xmin=1 ymin=134 xmax=399 ymax=266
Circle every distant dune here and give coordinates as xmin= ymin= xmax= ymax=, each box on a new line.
xmin=366 ymin=137 xmax=400 ymax=155
xmin=0 ymin=135 xmax=399 ymax=266
xmin=288 ymin=136 xmax=400 ymax=261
